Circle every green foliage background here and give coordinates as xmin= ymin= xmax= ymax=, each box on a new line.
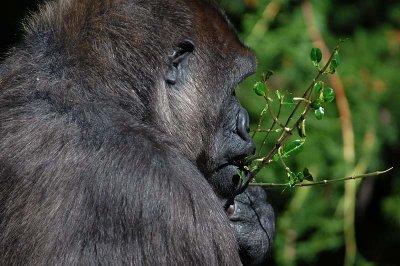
xmin=217 ymin=0 xmax=400 ymax=265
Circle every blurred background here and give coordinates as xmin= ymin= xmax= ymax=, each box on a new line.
xmin=216 ymin=0 xmax=400 ymax=265
xmin=0 ymin=0 xmax=399 ymax=265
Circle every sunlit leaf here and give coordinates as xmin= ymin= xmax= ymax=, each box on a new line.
xmin=334 ymin=52 xmax=340 ymax=66
xmin=323 ymin=87 xmax=335 ymax=102
xmin=313 ymin=81 xmax=324 ymax=95
xmin=314 ymin=107 xmax=325 ymax=120
xmin=282 ymin=139 xmax=305 ymax=158
xmin=311 ymin=99 xmax=323 ymax=109
xmin=253 ymin=81 xmax=266 ymax=96
xmin=329 ymin=59 xmax=338 ymax=73
xmin=310 ymin=48 xmax=322 ymax=63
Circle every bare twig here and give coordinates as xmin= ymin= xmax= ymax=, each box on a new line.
xmin=258 ymin=94 xmax=284 ymax=155
xmin=252 ymin=105 xmax=268 ymax=139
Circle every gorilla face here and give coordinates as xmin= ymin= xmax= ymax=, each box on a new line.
xmin=148 ymin=2 xmax=275 ymax=262
xmin=148 ymin=0 xmax=257 ymax=198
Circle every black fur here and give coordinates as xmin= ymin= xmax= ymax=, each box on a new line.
xmin=0 ymin=0 xmax=274 ymax=265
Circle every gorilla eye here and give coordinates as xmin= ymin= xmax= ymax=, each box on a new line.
xmin=166 ymin=39 xmax=195 ymax=85
xmin=224 ymin=199 xmax=236 ymax=216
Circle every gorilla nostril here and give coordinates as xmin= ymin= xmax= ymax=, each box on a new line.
xmin=237 ymin=108 xmax=251 ymax=141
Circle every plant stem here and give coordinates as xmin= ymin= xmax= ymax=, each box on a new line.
xmin=301 ymin=2 xmax=356 ymax=265
xmin=249 ymin=167 xmax=393 ymax=188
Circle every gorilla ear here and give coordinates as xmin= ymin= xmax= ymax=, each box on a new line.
xmin=166 ymin=39 xmax=195 ymax=85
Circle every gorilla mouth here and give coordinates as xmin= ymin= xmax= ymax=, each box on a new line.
xmin=229 ymin=164 xmax=251 ymax=195
xmin=215 ymin=154 xmax=248 ymax=174
xmin=213 ymin=156 xmax=252 ymax=197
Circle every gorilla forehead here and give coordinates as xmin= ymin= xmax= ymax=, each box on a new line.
xmin=26 ymin=0 xmax=256 ymax=111
xmin=26 ymin=0 xmax=254 ymax=83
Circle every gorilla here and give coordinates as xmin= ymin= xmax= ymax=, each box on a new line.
xmin=0 ymin=0 xmax=274 ymax=265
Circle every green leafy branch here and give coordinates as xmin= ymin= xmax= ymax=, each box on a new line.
xmin=241 ymin=41 xmax=393 ymax=189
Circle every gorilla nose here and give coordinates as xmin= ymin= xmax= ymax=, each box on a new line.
xmin=237 ymin=108 xmax=256 ymax=155
xmin=237 ymin=108 xmax=251 ymax=142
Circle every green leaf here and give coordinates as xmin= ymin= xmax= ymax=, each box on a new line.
xmin=334 ymin=52 xmax=340 ymax=66
xmin=253 ymin=81 xmax=266 ymax=96
xmin=313 ymin=81 xmax=324 ymax=95
xmin=273 ymin=154 xmax=279 ymax=162
xmin=329 ymin=59 xmax=338 ymax=73
xmin=288 ymin=172 xmax=297 ymax=187
xmin=329 ymin=53 xmax=340 ymax=73
xmin=297 ymin=172 xmax=305 ymax=182
xmin=303 ymin=168 xmax=314 ymax=181
xmin=282 ymin=139 xmax=305 ymax=158
xmin=310 ymin=48 xmax=322 ymax=63
xmin=297 ymin=119 xmax=306 ymax=138
xmin=311 ymin=99 xmax=323 ymax=109
xmin=323 ymin=87 xmax=335 ymax=103
xmin=236 ymin=169 xmax=247 ymax=183
xmin=314 ymin=107 xmax=325 ymax=120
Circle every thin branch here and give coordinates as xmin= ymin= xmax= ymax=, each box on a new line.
xmin=249 ymin=167 xmax=393 ymax=188
xmin=258 ymin=94 xmax=285 ymax=155
xmin=252 ymin=104 xmax=268 ymax=138
xmin=251 ymin=129 xmax=283 ymax=133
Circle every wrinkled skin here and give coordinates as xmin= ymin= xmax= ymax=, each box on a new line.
xmin=0 ymin=0 xmax=274 ymax=265
xmin=229 ymin=187 xmax=275 ymax=266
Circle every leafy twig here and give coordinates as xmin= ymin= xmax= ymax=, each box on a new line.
xmin=248 ymin=42 xmax=341 ymax=178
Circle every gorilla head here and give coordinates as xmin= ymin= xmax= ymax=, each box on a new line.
xmin=0 ymin=0 xmax=274 ymax=265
